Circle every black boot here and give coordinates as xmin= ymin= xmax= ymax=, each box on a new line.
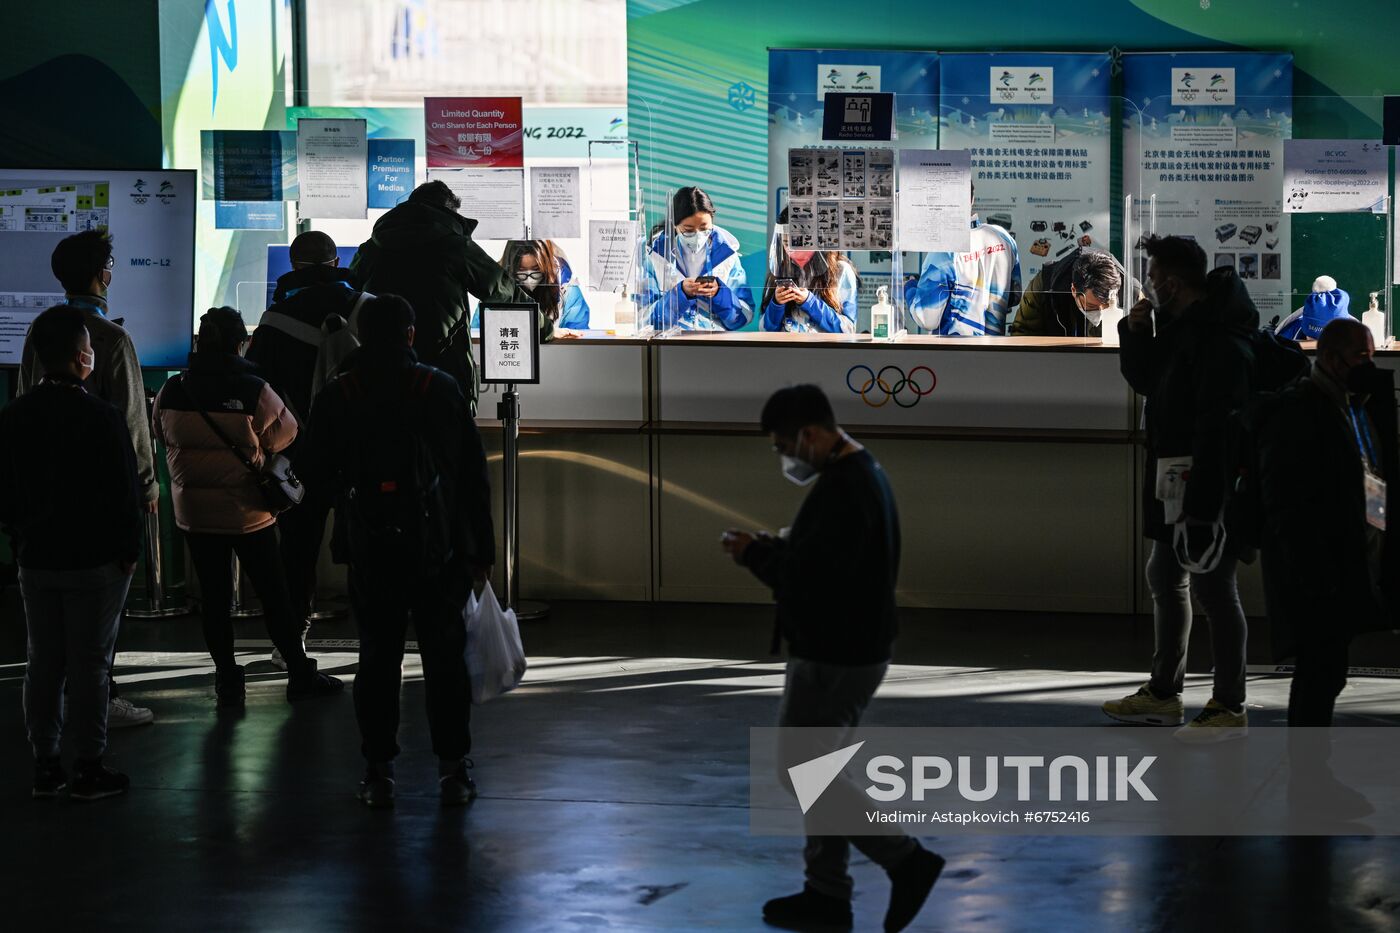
xmin=214 ymin=664 xmax=246 ymax=709
xmin=286 ymin=657 xmax=344 ymax=702
xmin=762 ymin=886 xmax=853 ymax=931
xmin=883 ymin=845 xmax=945 ymax=932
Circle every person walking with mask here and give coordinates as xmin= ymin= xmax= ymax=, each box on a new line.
xmin=1103 ymin=235 xmax=1257 ymax=741
xmin=721 ymin=384 xmax=944 ymax=932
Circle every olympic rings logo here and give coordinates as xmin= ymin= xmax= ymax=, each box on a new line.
xmin=846 ymin=364 xmax=937 ymax=408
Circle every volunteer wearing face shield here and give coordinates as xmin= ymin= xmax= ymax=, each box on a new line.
xmin=719 ymin=385 xmax=945 ymax=933
xmin=498 ymin=240 xmax=590 ymax=333
xmin=1104 ymin=235 xmax=1258 ymax=741
xmin=1257 ymin=318 xmax=1399 ymax=727
xmin=760 ymin=209 xmax=858 ymax=334
xmin=643 ymin=187 xmax=754 ymax=331
xmin=1008 ymin=247 xmax=1122 ymax=337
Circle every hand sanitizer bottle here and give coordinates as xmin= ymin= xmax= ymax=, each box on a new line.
xmin=1363 ymin=291 xmax=1387 ymax=349
xmin=871 ymin=285 xmax=893 ymax=340
xmin=613 ymin=285 xmax=637 ymax=337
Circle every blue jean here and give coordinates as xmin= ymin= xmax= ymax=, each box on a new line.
xmin=21 ymin=563 xmax=132 ymax=761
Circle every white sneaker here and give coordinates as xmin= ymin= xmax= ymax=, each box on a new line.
xmin=270 ymin=648 xmax=288 ymax=672
xmin=108 ymin=697 xmax=154 ymax=728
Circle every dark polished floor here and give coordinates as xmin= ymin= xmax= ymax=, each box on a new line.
xmin=2 ymin=596 xmax=1399 ymax=932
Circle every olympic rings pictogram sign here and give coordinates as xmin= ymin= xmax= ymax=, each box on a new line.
xmin=846 ymin=364 xmax=937 ymax=408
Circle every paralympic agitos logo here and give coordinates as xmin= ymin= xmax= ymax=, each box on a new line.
xmin=847 ymin=364 xmax=936 ymax=408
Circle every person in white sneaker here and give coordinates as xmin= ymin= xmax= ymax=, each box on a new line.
xmin=2 ymin=307 xmax=143 ymax=798
xmin=20 ymin=231 xmax=161 ymax=728
xmin=1107 ymin=236 xmax=1257 ymax=741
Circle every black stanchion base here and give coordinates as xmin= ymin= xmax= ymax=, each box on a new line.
xmin=513 ymin=599 xmax=551 ymax=622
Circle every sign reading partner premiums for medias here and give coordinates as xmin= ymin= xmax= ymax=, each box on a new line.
xmin=424 ymin=97 xmax=524 ymax=168
xmin=479 ymin=303 xmax=541 ymax=385
xmin=368 ymin=138 xmax=415 ymax=209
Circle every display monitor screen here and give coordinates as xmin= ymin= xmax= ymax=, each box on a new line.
xmin=0 ymin=168 xmax=196 ymax=368
xmin=264 ymin=244 xmax=359 ymax=309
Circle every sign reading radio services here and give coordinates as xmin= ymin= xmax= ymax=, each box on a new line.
xmin=424 ymin=97 xmax=524 ymax=169
xmin=822 ymin=93 xmax=895 ymax=142
xmin=479 ymin=303 xmax=541 ymax=385
xmin=991 ymin=67 xmax=1054 ymax=104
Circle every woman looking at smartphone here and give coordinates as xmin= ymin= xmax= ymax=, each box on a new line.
xmin=643 ymin=186 xmax=753 ymax=331
xmin=760 ymin=209 xmax=858 ymax=334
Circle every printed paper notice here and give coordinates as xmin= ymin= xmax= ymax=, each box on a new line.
xmin=589 ymin=219 xmax=638 ymax=294
xmin=427 ymin=168 xmax=526 ymax=240
xmin=896 ymin=150 xmax=972 ymax=252
xmin=295 ymin=118 xmax=368 ymax=219
xmin=530 ymin=166 xmax=581 ymax=239
xmin=1283 ymin=140 xmax=1388 ymax=213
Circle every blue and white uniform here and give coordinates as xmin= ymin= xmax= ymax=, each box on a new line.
xmin=904 ymin=217 xmax=1021 ymax=336
xmin=644 ymin=226 xmax=754 ymax=331
xmin=761 ymin=259 xmax=858 ymax=334
xmin=471 ymin=258 xmax=590 ymax=330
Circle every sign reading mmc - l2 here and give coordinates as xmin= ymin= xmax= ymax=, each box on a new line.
xmin=940 ymin=52 xmax=1112 ymax=283
xmin=1123 ymin=53 xmax=1293 ymax=319
xmin=424 ymin=97 xmax=524 ymax=169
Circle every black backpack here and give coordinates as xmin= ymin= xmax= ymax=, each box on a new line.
xmin=1230 ymin=328 xmax=1310 ymax=548
xmin=338 ymin=367 xmax=454 ymax=580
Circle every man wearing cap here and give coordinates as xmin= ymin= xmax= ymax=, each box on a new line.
xmin=247 ymin=230 xmax=368 ymax=668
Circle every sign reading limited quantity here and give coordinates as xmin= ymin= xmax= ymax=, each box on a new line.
xmin=425 ymin=97 xmax=524 ymax=168
xmin=479 ymin=303 xmax=541 ymax=385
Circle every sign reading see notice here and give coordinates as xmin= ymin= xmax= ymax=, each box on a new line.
xmin=479 ymin=303 xmax=541 ymax=385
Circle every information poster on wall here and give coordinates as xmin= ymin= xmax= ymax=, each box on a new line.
xmin=767 ymin=50 xmax=939 ymax=226
xmin=1282 ymin=140 xmax=1387 ymax=213
xmin=530 ymin=166 xmax=581 ymax=239
xmin=215 ymin=200 xmax=284 ymax=231
xmin=896 ymin=150 xmax=972 ymax=252
xmin=367 ymin=138 xmax=415 ymax=209
xmin=424 ymin=97 xmax=524 ymax=169
xmin=427 ymin=168 xmax=526 ymax=240
xmin=589 ymin=219 xmax=638 ymax=293
xmin=786 ymin=148 xmax=893 ymax=250
xmin=1124 ymin=52 xmax=1293 ymax=320
xmin=295 ymin=118 xmax=368 ymax=219
xmin=939 ymin=52 xmax=1112 ymax=283
xmin=200 ymin=130 xmax=299 ymax=201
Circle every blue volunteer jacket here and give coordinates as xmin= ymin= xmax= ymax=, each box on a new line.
xmin=904 ymin=217 xmax=1021 ymax=336
xmin=644 ymin=226 xmax=754 ymax=331
xmin=761 ymin=259 xmax=858 ymax=334
xmin=471 ymin=258 xmax=590 ymax=330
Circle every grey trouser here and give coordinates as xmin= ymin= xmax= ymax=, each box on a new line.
xmin=1145 ymin=540 xmax=1248 ymax=711
xmin=777 ymin=658 xmax=916 ymax=901
xmin=21 ymin=563 xmax=132 ymax=761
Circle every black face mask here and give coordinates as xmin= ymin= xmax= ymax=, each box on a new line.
xmin=1345 ymin=360 xmax=1380 ymax=395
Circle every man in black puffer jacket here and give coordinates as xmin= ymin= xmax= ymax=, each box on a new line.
xmin=1103 ymin=235 xmax=1257 ymax=742
xmin=248 ymin=231 xmax=367 ymax=663
xmin=350 ymin=180 xmax=553 ymax=414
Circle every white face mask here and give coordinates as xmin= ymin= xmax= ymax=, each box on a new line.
xmin=780 ymin=434 xmax=819 ymax=486
xmin=515 ymin=270 xmax=543 ymax=292
xmin=78 ymin=349 xmax=95 ymax=377
xmin=1074 ymin=290 xmax=1103 ymax=326
xmin=677 ymin=229 xmax=711 ymax=251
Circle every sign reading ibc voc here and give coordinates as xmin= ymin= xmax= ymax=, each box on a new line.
xmin=479 ymin=303 xmax=541 ymax=386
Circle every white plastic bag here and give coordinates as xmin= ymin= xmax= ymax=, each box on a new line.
xmin=464 ymin=583 xmax=527 ymax=704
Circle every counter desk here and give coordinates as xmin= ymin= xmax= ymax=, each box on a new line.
xmin=477 ymin=331 xmax=1147 ymax=612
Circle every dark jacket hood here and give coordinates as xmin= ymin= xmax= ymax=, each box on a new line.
xmin=1182 ymin=267 xmax=1260 ymax=334
xmin=272 ymin=264 xmax=357 ymax=303
xmin=370 ymin=200 xmax=478 ymax=251
xmin=187 ymin=351 xmax=260 ymax=376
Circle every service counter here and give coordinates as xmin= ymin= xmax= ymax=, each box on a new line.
xmin=471 ymin=333 xmax=1399 ymax=613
